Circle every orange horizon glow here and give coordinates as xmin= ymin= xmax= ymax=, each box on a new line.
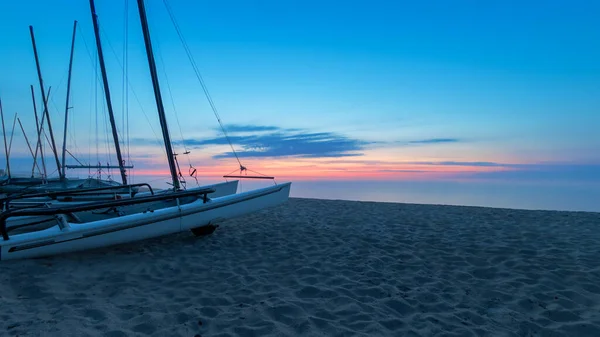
xmin=127 ymin=160 xmax=517 ymax=181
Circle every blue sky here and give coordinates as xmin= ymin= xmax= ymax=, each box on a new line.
xmin=0 ymin=0 xmax=599 ymax=183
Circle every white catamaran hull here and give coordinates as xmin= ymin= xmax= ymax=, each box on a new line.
xmin=0 ymin=182 xmax=290 ymax=261
xmin=3 ymin=180 xmax=240 ymax=229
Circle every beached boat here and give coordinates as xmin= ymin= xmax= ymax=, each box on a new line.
xmin=2 ymin=180 xmax=238 ymax=206
xmin=0 ymin=176 xmax=124 ymax=195
xmin=0 ymin=16 xmax=239 ymax=203
xmin=0 ymin=20 xmax=133 ymax=198
xmin=1 ymin=180 xmax=239 ymax=228
xmin=0 ymin=182 xmax=290 ymax=261
xmin=0 ymin=0 xmax=291 ymax=261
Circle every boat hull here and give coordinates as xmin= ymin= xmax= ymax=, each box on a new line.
xmin=0 ymin=182 xmax=290 ymax=261
xmin=0 ymin=177 xmax=122 ymax=194
xmin=3 ymin=180 xmax=240 ymax=229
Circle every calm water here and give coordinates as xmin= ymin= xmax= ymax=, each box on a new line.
xmin=130 ymin=175 xmax=600 ymax=213
xmin=288 ymin=180 xmax=600 ymax=213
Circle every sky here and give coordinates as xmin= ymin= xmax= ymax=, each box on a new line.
xmin=0 ymin=0 xmax=599 ymax=192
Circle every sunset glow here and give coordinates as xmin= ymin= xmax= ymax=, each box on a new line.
xmin=0 ymin=0 xmax=598 ymax=209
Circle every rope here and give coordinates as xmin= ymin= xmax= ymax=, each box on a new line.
xmin=78 ymin=23 xmax=165 ymax=156
xmin=95 ymin=50 xmax=99 ymax=170
xmin=65 ymin=149 xmax=85 ymax=167
xmin=102 ymin=99 xmax=112 ymax=179
xmin=6 ymin=113 xmax=17 ymax=162
xmin=162 ymin=0 xmax=243 ymax=170
xmin=152 ymin=26 xmax=193 ymax=170
xmin=159 ymin=1 xmax=276 ymax=183
xmin=88 ymin=58 xmax=94 ymax=177
xmin=247 ymin=169 xmax=278 ymax=185
xmin=225 ymin=168 xmax=238 ymax=176
xmin=188 ymin=165 xmax=198 ymax=185
xmin=172 ymin=152 xmax=186 ymax=190
xmin=123 ymin=0 xmax=131 ymax=168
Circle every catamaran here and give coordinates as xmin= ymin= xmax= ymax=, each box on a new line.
xmin=0 ymin=0 xmax=291 ymax=261
xmin=0 ymin=13 xmax=239 ymax=203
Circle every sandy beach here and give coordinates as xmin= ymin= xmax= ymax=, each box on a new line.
xmin=1 ymin=197 xmax=600 ymax=336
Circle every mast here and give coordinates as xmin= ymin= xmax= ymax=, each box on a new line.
xmin=0 ymin=99 xmax=9 ymax=179
xmin=17 ymin=117 xmax=42 ymax=176
xmin=135 ymin=0 xmax=180 ymax=189
xmin=29 ymin=25 xmax=62 ymax=179
xmin=61 ymin=20 xmax=78 ymax=178
xmin=30 ymin=85 xmax=47 ymax=179
xmin=7 ymin=113 xmax=18 ymax=162
xmin=89 ymin=0 xmax=128 ymax=185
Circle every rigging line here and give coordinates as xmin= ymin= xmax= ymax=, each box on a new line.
xmin=148 ymin=0 xmax=187 ymax=190
xmin=76 ymin=25 xmax=106 ymax=88
xmin=87 ymin=56 xmax=94 ymax=176
xmin=67 ymin=89 xmax=81 ymax=163
xmin=95 ymin=24 xmax=126 ymax=146
xmin=122 ymin=0 xmax=127 ymax=156
xmin=34 ymin=87 xmax=51 ymax=180
xmin=153 ymin=27 xmax=192 ymax=167
xmin=162 ymin=0 xmax=243 ymax=169
xmin=247 ymin=169 xmax=271 ymax=177
xmin=101 ymin=96 xmax=112 ymax=178
xmin=49 ymin=95 xmax=66 ymax=124
xmin=65 ymin=69 xmax=77 ymax=160
xmin=247 ymin=168 xmax=278 ymax=185
xmin=77 ymin=22 xmax=101 ymax=176
xmin=41 ymin=129 xmax=55 ymax=171
xmin=17 ymin=117 xmax=43 ymax=176
xmin=149 ymin=0 xmax=195 ymax=187
xmin=95 ymin=49 xmax=99 ymax=167
xmin=65 ymin=149 xmax=85 ymax=166
xmin=98 ymin=22 xmax=167 ymax=155
xmin=46 ymin=65 xmax=70 ymax=108
xmin=6 ymin=113 xmax=18 ymax=163
xmin=35 ymin=44 xmax=72 ymax=160
xmin=225 ymin=168 xmax=239 ymax=177
xmin=124 ymin=0 xmax=131 ymax=165
xmin=78 ymin=23 xmax=164 ymax=155
xmin=53 ymin=72 xmax=68 ymax=102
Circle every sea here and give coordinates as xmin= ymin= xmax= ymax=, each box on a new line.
xmin=130 ymin=175 xmax=600 ymax=213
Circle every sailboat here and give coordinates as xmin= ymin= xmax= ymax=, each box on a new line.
xmin=0 ymin=0 xmax=291 ymax=261
xmin=0 ymin=23 xmax=122 ymax=195
xmin=0 ymin=15 xmax=238 ymax=202
xmin=0 ymin=21 xmax=135 ymax=197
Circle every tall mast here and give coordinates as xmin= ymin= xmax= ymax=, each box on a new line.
xmin=0 ymin=99 xmax=10 ymax=179
xmin=136 ymin=0 xmax=180 ymax=189
xmin=30 ymin=85 xmax=47 ymax=179
xmin=89 ymin=0 xmax=128 ymax=185
xmin=61 ymin=20 xmax=78 ymax=178
xmin=29 ymin=25 xmax=62 ymax=179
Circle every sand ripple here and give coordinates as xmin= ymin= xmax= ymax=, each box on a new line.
xmin=1 ymin=198 xmax=600 ymax=336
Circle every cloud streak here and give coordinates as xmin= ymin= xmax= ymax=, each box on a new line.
xmin=131 ymin=124 xmax=465 ymax=160
xmin=407 ymin=138 xmax=460 ymax=144
xmin=415 ymin=161 xmax=517 ymax=167
xmin=318 ymin=159 xmax=516 ymax=168
xmin=181 ymin=125 xmax=369 ymax=159
xmin=217 ymin=125 xmax=280 ymax=133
